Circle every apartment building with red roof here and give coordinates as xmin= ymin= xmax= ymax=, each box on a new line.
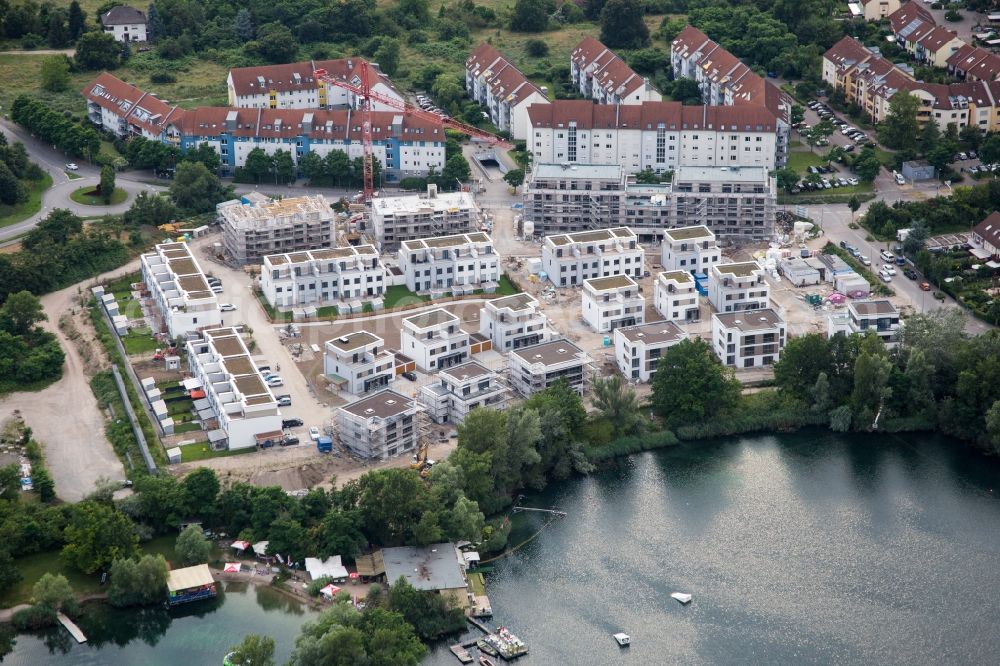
xmin=569 ymin=37 xmax=662 ymax=105
xmin=464 ymin=42 xmax=550 ymax=140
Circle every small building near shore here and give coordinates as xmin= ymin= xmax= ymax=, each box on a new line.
xmin=380 ymin=543 xmax=469 ymax=607
xmin=166 ymin=564 xmax=217 ymax=606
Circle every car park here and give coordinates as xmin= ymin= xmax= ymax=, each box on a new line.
xmin=904 ymin=269 xmax=918 ymax=280
xmin=220 ymin=303 xmax=236 ymax=312
xmin=282 ymin=418 xmax=303 ymax=429
xmin=309 ymin=426 xmax=321 ymax=441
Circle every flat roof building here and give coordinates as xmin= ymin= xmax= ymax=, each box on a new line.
xmin=542 ymin=227 xmax=644 ymax=288
xmin=398 ymin=232 xmax=498 ymax=294
xmin=712 ymin=308 xmax=786 ymax=368
xmin=400 ymin=308 xmax=470 ymax=373
xmin=654 ymin=270 xmax=700 ymax=323
xmin=707 ymin=261 xmax=770 ymax=313
xmin=614 ymin=321 xmax=687 ymax=382
xmin=509 ymin=339 xmax=590 ymax=397
xmin=661 ymin=225 xmax=721 ymax=274
xmin=582 ymin=275 xmax=646 ymax=333
xmin=419 ymin=361 xmax=509 ymax=424
xmin=479 ymin=293 xmax=551 ymax=352
xmin=836 ymin=299 xmax=903 ymax=347
xmin=381 ymin=543 xmax=469 ymax=606
xmin=140 ymin=242 xmax=222 ymax=339
xmin=335 ymin=389 xmax=418 ymax=460
xmin=219 ymin=194 xmax=334 ymax=266
xmin=370 ymin=187 xmax=480 ymax=251
xmin=324 ymin=331 xmax=396 ymax=395
xmin=260 ymin=246 xmax=385 ymax=310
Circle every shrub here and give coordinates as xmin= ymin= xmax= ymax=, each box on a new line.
xmin=525 ymin=39 xmax=549 ymax=57
xmin=587 ymin=429 xmax=679 ymax=461
xmin=150 ymin=72 xmax=176 ymax=84
xmin=12 ymin=604 xmax=58 ymax=630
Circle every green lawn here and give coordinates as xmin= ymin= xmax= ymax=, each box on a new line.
xmin=0 ymin=172 xmax=52 ymax=229
xmin=874 ymin=148 xmax=896 ymax=169
xmin=383 ymin=285 xmax=430 ymax=309
xmin=495 ymin=273 xmax=522 ymax=296
xmin=70 ymin=185 xmax=129 ymax=206
xmin=180 ymin=442 xmax=257 ymax=462
xmin=786 ymin=150 xmax=828 ymax=174
xmin=316 ymin=305 xmax=340 ymax=318
xmin=0 ymin=549 xmax=103 ymax=608
xmin=121 ymin=329 xmax=159 ymax=355
xmin=173 ymin=421 xmax=203 ymax=434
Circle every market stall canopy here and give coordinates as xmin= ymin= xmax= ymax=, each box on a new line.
xmin=319 ymin=584 xmax=341 ymax=598
xmin=223 ymin=562 xmax=241 ymax=573
xmin=231 ymin=540 xmax=250 ymax=551
xmin=252 ymin=541 xmax=270 ymax=556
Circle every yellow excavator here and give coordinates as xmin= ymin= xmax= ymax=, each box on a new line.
xmin=410 ymin=440 xmax=432 ymax=477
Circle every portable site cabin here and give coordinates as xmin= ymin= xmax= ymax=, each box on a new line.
xmin=166 ymin=564 xmax=216 ymax=606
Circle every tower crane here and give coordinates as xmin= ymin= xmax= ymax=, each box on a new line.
xmin=314 ymin=60 xmax=509 ymax=203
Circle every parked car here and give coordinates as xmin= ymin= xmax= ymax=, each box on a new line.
xmin=266 ymin=376 xmax=284 ymax=387
xmin=895 ymin=255 xmax=907 ymax=266
xmin=920 ymin=281 xmax=931 ymax=291
xmin=880 ymin=250 xmax=894 ymax=261
xmin=959 ymin=152 xmax=968 ymax=161
xmin=220 ymin=303 xmax=236 ymax=312
xmin=211 ymin=285 xmax=224 ymax=294
xmin=860 ymin=256 xmax=872 ymax=266
xmin=65 ymin=163 xmax=78 ymax=170
xmin=904 ymin=269 xmax=918 ymax=280
xmin=895 ymin=173 xmax=906 ymax=185
xmin=879 ymin=271 xmax=892 ymax=283
xmin=309 ymin=426 xmax=321 ymax=441
xmin=969 ymin=151 xmax=978 ymax=160
xmin=276 ymin=394 xmax=291 ymax=407
xmin=282 ymin=418 xmax=303 ymax=429
xmin=839 ymin=240 xmax=848 ymax=249
xmin=280 ymin=436 xmax=300 ymax=447
xmin=402 ymin=371 xmax=417 ymax=381
xmin=847 ymin=177 xmax=859 ymax=185
xmin=883 ymin=264 xmax=896 ymax=275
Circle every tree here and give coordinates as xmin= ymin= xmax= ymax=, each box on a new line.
xmin=248 ymin=23 xmax=299 ymax=64
xmin=0 ymin=290 xmax=46 ymax=336
xmin=242 ymin=148 xmax=272 ymax=183
xmin=670 ymin=78 xmax=704 ymax=105
xmin=981 ymin=132 xmax=1000 ymax=164
xmin=62 ymin=501 xmax=139 ymax=574
xmin=108 ymin=554 xmax=168 ymax=607
xmin=267 ymin=517 xmax=309 ymax=563
xmin=811 ymin=371 xmax=831 ymax=413
xmin=47 ymin=13 xmax=69 ymax=48
xmin=986 ymin=400 xmax=1000 ymax=455
xmin=99 ymin=165 xmax=116 ymax=204
xmin=184 ymin=142 xmax=222 ymax=174
xmin=503 ymin=168 xmax=524 ymax=191
xmin=853 ymin=148 xmax=882 ymax=182
xmin=32 ymin=573 xmax=73 ymax=610
xmin=591 ymin=374 xmax=643 ymax=437
xmin=510 ymin=0 xmax=552 ymax=32
xmin=848 ymin=194 xmax=861 ymax=221
xmin=170 ymin=161 xmax=233 ymax=213
xmin=775 ymin=167 xmax=800 ymax=193
xmin=40 ymin=55 xmax=70 ymax=92
xmin=902 ymin=220 xmax=929 ymax=256
xmin=229 ymin=634 xmax=276 ymax=666
xmin=600 ymin=0 xmax=648 ymax=49
xmin=0 ymin=549 xmax=22 ymax=595
xmin=0 ymin=465 xmax=19 ymax=501
xmin=0 ymin=162 xmax=24 ymax=206
xmin=441 ymin=154 xmax=471 ymax=188
xmin=920 ymin=119 xmax=941 ymax=156
xmin=182 ymin=467 xmax=219 ymax=515
xmin=773 ymin=334 xmax=834 ymax=396
xmin=525 ymin=38 xmax=549 ymax=57
xmin=880 ymin=92 xmax=920 ymax=154
xmin=175 ymin=524 xmax=212 ymax=565
xmin=650 ymin=338 xmax=741 ymax=426
xmin=33 ymin=468 xmax=55 ymax=502
xmin=319 ymin=510 xmax=367 ymax=559
xmin=122 ymin=191 xmax=176 ymax=228
xmin=68 ymin=0 xmax=86 ymax=39
xmin=850 ymin=334 xmax=893 ymax=429
xmin=374 ymin=37 xmax=400 ymax=77
xmin=75 ymin=32 xmax=121 ymax=70
xmin=387 ymin=577 xmax=465 ymax=640
xmin=808 ymin=120 xmax=835 ymax=154
xmin=145 ymin=2 xmax=163 ymax=42
xmin=233 ymin=8 xmax=254 ymax=42
xmin=272 ymin=150 xmax=296 ymax=185
xmin=790 ymin=104 xmax=805 ymax=126
xmin=905 ymin=348 xmax=935 ymax=414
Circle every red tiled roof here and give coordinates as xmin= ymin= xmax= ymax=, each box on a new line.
xmin=973 ymin=211 xmax=1000 ymax=249
xmin=82 ymin=72 xmax=181 ymax=136
xmin=917 ymin=25 xmax=960 ymax=53
xmin=889 ymin=3 xmax=934 ymax=33
xmin=527 ymin=100 xmax=776 ymax=132
xmin=228 ymin=58 xmax=397 ymax=98
xmin=467 ymin=42 xmax=504 ymax=73
xmin=485 ymin=60 xmax=546 ymax=107
xmin=825 ymin=36 xmax=874 ymax=71
xmin=570 ymin=37 xmax=609 ymax=68
xmin=671 ymin=25 xmax=712 ymax=56
xmin=572 ymin=37 xmax=651 ymax=98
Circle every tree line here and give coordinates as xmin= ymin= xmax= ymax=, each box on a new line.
xmin=11 ymin=96 xmax=102 ymax=161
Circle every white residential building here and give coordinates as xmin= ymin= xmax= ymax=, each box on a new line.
xmin=260 ymin=246 xmax=385 ymax=309
xmin=218 ymin=194 xmax=335 ymax=266
xmin=707 ymin=262 xmax=769 ymax=313
xmin=140 ymin=242 xmax=222 ymax=339
xmin=661 ymin=225 xmax=721 ymax=273
xmin=614 ymin=321 xmax=687 ymax=382
xmin=100 ymin=6 xmax=147 ymax=42
xmin=186 ymin=327 xmax=282 ymax=449
xmin=335 ymin=390 xmax=418 ymax=460
xmin=466 ymin=43 xmax=550 ymax=140
xmin=323 ymin=332 xmax=396 ymax=395
xmin=541 ymin=227 xmax=644 ymax=288
xmin=509 ymin=339 xmax=590 ymax=397
xmin=400 ymin=309 xmax=470 ymax=373
xmin=570 ymin=37 xmax=662 ymax=105
xmin=226 ymin=58 xmax=403 ymax=111
xmin=479 ymin=293 xmax=550 ymax=352
xmin=370 ymin=187 xmax=480 ymax=251
xmin=398 ymin=232 xmax=498 ymax=294
xmin=582 ymin=275 xmax=646 ymax=333
xmin=84 ymin=72 xmax=182 ymax=142
xmin=654 ymin=271 xmax=701 ymax=323
xmin=712 ymin=309 xmax=786 ymax=368
xmin=829 ymin=300 xmax=902 ymax=347
xmin=527 ymin=100 xmax=778 ymax=173
xmin=419 ymin=361 xmax=509 ymax=424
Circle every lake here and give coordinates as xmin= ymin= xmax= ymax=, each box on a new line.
xmin=426 ymin=430 xmax=1000 ymax=665
xmin=9 ymin=430 xmax=1000 ymax=664
xmin=4 ymin=581 xmax=318 ymax=665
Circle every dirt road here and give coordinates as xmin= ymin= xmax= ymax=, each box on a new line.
xmin=0 ymin=260 xmax=144 ymax=501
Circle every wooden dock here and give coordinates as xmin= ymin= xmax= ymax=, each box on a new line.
xmin=57 ymin=612 xmax=87 ymax=643
xmin=448 ymin=644 xmax=473 ymax=663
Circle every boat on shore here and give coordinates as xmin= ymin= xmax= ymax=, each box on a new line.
xmin=476 ymin=639 xmax=498 ymax=657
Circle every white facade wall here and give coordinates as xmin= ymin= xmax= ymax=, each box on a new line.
xmin=104 ymin=22 xmax=146 ymax=42
xmin=614 ymin=324 xmax=687 ymax=382
xmin=581 ymin=277 xmax=646 ymax=333
xmin=707 ymin=262 xmax=770 ymax=313
xmin=400 ymin=310 xmax=471 ymax=373
xmin=712 ymin=310 xmax=786 ymax=368
xmin=323 ymin=334 xmax=395 ymax=395
xmin=479 ymin=294 xmax=550 ymax=352
xmin=418 ymin=364 xmax=509 ymax=424
xmin=541 ymin=230 xmax=644 ymax=288
xmin=260 ymin=248 xmax=385 ymax=309
xmin=398 ymin=234 xmax=499 ymax=293
xmin=661 ymin=228 xmax=721 ymax=273
xmin=140 ymin=243 xmax=223 ymax=339
xmin=654 ymin=272 xmax=701 ymax=323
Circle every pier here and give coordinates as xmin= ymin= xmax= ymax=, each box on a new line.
xmin=57 ymin=612 xmax=87 ymax=643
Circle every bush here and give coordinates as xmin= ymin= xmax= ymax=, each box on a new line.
xmin=150 ymin=72 xmax=177 ymax=84
xmin=587 ymin=429 xmax=679 ymax=461
xmin=675 ymin=393 xmax=827 ymax=440
xmin=307 ymin=576 xmax=337 ymax=597
xmin=12 ymin=604 xmax=58 ymax=630
xmin=525 ymin=39 xmax=549 ymax=57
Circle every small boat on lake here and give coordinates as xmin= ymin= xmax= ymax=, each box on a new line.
xmin=671 ymin=592 xmax=693 ymax=604
xmin=477 ymin=640 xmax=498 ymax=657
xmin=613 ymin=633 xmax=631 ymax=647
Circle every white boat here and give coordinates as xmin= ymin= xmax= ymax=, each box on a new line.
xmin=613 ymin=633 xmax=630 ymax=647
xmin=671 ymin=592 xmax=693 ymax=604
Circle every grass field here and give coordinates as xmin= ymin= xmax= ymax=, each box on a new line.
xmin=121 ymin=328 xmax=159 ymax=355
xmin=0 ymin=172 xmax=51 ymax=228
xmin=70 ymin=185 xmax=129 ymax=206
xmin=180 ymin=442 xmax=257 ymax=462
xmin=787 ymin=150 xmax=829 ymax=174
xmin=0 ymin=549 xmax=103 ymax=608
xmin=383 ymin=285 xmax=430 ymax=309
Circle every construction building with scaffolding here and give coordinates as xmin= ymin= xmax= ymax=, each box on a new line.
xmin=508 ymin=339 xmax=592 ymax=397
xmin=369 ymin=185 xmax=480 ymax=251
xmin=334 ymin=389 xmax=422 ymax=460
xmin=218 ymin=193 xmax=336 ymax=266
xmin=418 ymin=361 xmax=510 ymax=424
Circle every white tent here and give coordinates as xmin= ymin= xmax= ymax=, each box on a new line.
xmin=252 ymin=541 xmax=270 ymax=556
xmin=305 ymin=556 xmax=349 ymax=581
xmin=319 ymin=584 xmax=341 ymax=598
